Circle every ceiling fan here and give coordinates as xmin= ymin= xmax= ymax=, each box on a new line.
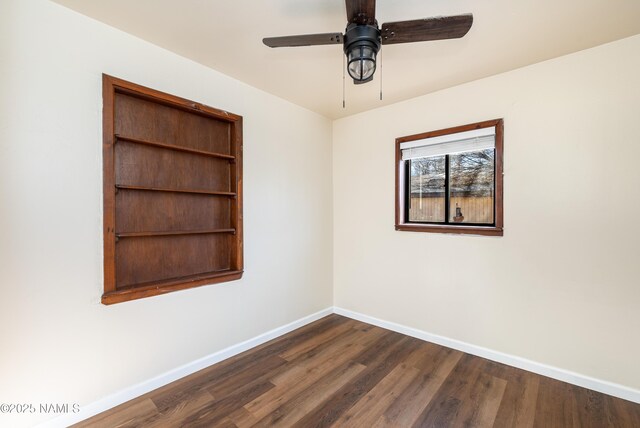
xmin=263 ymin=0 xmax=473 ymax=85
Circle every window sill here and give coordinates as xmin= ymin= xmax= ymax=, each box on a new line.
xmin=395 ymin=223 xmax=503 ymax=236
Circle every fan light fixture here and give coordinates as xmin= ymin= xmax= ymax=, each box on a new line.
xmin=343 ymin=24 xmax=381 ymax=84
xmin=262 ymin=0 xmax=474 ymax=90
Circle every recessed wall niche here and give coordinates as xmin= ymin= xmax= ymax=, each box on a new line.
xmin=102 ymin=75 xmax=243 ymax=304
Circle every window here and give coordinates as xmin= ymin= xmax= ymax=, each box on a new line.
xmin=102 ymin=75 xmax=243 ymax=304
xmin=395 ymin=119 xmax=503 ymax=236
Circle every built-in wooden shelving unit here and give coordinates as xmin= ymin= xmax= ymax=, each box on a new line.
xmin=102 ymin=74 xmax=243 ymax=305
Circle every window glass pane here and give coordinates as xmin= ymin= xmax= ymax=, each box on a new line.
xmin=449 ymin=149 xmax=495 ymax=224
xmin=409 ymin=156 xmax=445 ymax=222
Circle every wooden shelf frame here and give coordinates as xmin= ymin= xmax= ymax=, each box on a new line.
xmin=102 ymin=74 xmax=243 ymax=305
xmin=116 ymin=229 xmax=236 ymax=239
xmin=115 ymin=134 xmax=235 ymax=161
xmin=115 ymin=184 xmax=237 ymax=197
xmin=101 ymin=269 xmax=243 ymax=305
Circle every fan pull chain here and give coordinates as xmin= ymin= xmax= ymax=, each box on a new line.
xmin=379 ymin=49 xmax=383 ymax=101
xmin=342 ymin=54 xmax=346 ymax=108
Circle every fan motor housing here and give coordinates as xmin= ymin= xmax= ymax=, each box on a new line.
xmin=343 ymin=23 xmax=381 ymax=83
xmin=343 ymin=23 xmax=381 ymax=54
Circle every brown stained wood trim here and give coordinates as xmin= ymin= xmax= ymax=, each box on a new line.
xmin=116 ymin=229 xmax=236 ymax=238
xmin=395 ymin=118 xmax=504 ymax=237
xmin=396 ymin=118 xmax=503 ymax=143
xmin=101 ymin=270 xmax=243 ymax=305
xmin=494 ymin=119 xmax=504 ymax=232
xmin=234 ymin=117 xmax=244 ymax=271
xmin=394 ymin=129 xmax=402 ymax=229
xmin=115 ymin=135 xmax=236 ymax=160
xmin=395 ymin=224 xmax=503 ymax=236
xmin=104 ymin=74 xmax=241 ymax=123
xmin=102 ymin=75 xmax=117 ymax=294
xmin=115 ymin=184 xmax=236 ymax=197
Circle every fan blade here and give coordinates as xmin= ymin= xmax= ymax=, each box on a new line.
xmin=381 ymin=14 xmax=473 ymax=45
xmin=263 ymin=33 xmax=343 ymax=48
xmin=345 ymin=0 xmax=376 ymax=25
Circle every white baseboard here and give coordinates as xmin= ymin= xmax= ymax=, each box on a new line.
xmin=38 ymin=307 xmax=333 ymax=428
xmin=39 ymin=304 xmax=639 ymax=427
xmin=333 ymin=306 xmax=640 ymax=404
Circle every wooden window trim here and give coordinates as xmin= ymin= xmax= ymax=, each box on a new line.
xmin=102 ymin=74 xmax=243 ymax=304
xmin=395 ymin=119 xmax=503 ymax=236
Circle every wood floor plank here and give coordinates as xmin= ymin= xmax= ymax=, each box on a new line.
xmin=416 ymin=359 xmax=507 ymax=428
xmin=463 ymin=372 xmax=508 ymax=427
xmin=146 ymin=348 xmax=284 ymax=411
xmin=279 ymin=318 xmax=359 ymax=361
xmin=252 ymin=314 xmax=351 ymax=354
xmin=268 ymin=325 xmax=371 ymax=387
xmin=145 ymin=390 xmax=216 ymax=428
xmin=203 ymin=355 xmax=287 ymax=400
xmin=353 ymin=329 xmax=408 ymax=367
xmin=604 ymin=393 xmax=640 ymax=427
xmin=379 ymin=346 xmax=463 ymax=427
xmin=72 ymin=398 xmax=158 ymax=428
xmin=75 ymin=314 xmax=640 ymax=428
xmin=411 ymin=353 xmax=487 ymax=427
xmin=534 ymin=376 xmax=581 ymax=428
xmin=332 ymin=362 xmax=420 ymax=427
xmin=250 ymin=360 xmax=367 ymax=427
xmin=404 ymin=340 xmax=460 ymax=371
xmin=210 ymin=418 xmax=237 ymax=428
xmin=573 ymin=385 xmax=608 ymax=428
xmin=175 ymin=380 xmax=275 ymax=427
xmin=243 ymin=334 xmax=367 ymax=420
xmin=492 ymin=368 xmax=540 ymax=428
xmin=205 ymin=322 xmax=366 ymax=403
xmin=227 ymin=407 xmax=259 ymax=428
xmin=293 ymin=335 xmax=425 ymax=428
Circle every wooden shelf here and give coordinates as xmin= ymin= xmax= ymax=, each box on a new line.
xmin=101 ymin=269 xmax=244 ymax=305
xmin=115 ymin=134 xmax=235 ymax=161
xmin=116 ymin=184 xmax=236 ymax=197
xmin=116 ymin=229 xmax=235 ymax=238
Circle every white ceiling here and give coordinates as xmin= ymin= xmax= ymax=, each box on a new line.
xmin=53 ymin=0 xmax=640 ymax=119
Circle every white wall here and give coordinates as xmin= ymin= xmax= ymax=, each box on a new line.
xmin=3 ymin=0 xmax=640 ymax=425
xmin=333 ymin=35 xmax=640 ymax=392
xmin=0 ymin=0 xmax=332 ymax=426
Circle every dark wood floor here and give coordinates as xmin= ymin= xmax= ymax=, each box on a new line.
xmin=75 ymin=314 xmax=640 ymax=427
